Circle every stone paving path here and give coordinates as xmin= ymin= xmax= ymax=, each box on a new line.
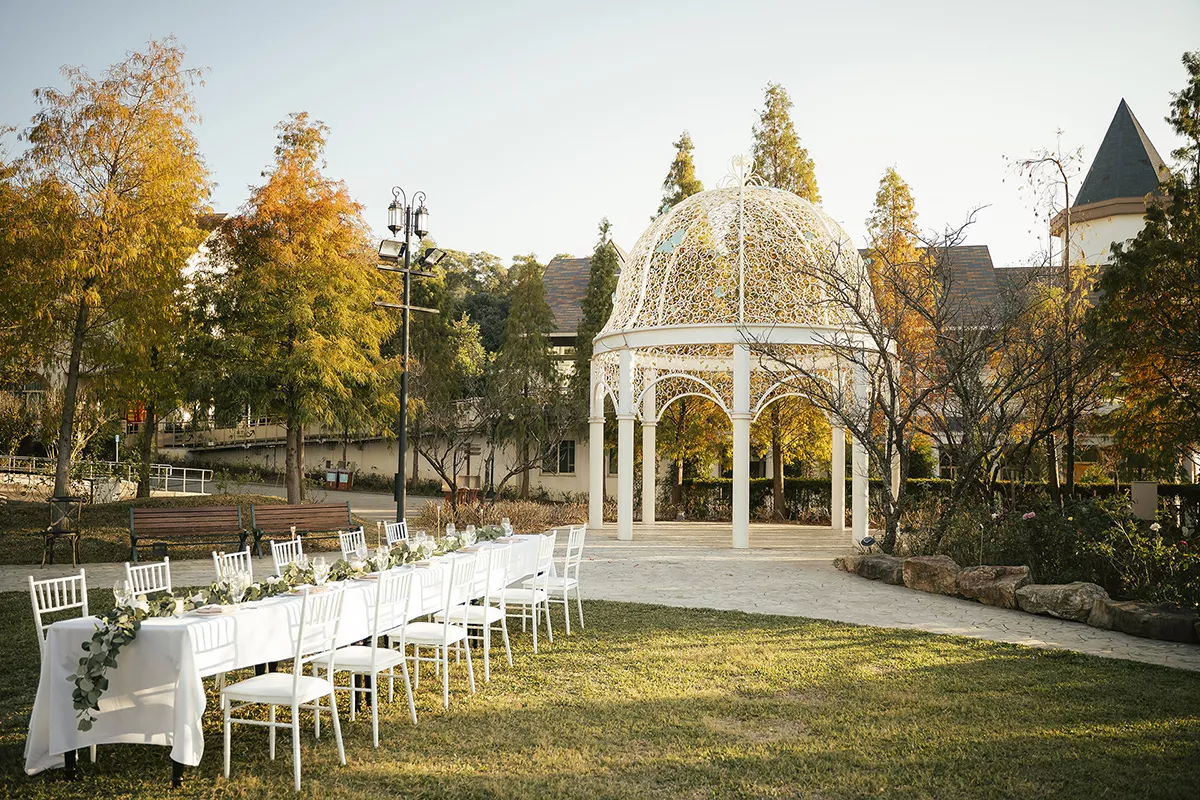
xmin=10 ymin=522 xmax=1199 ymax=672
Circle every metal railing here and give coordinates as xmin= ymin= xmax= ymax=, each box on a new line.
xmin=0 ymin=455 xmax=211 ymax=494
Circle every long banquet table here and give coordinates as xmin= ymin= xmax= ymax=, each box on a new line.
xmin=24 ymin=535 xmax=542 ymax=776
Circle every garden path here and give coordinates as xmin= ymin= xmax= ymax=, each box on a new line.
xmin=9 ymin=521 xmax=1198 ymax=672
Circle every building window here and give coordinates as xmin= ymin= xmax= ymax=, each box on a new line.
xmin=543 ymin=440 xmax=576 ymax=475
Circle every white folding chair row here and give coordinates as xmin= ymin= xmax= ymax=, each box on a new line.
xmin=271 ymin=536 xmax=305 ymax=576
xmin=384 ymin=520 xmax=408 ymax=547
xmin=433 ymin=544 xmax=513 ymax=681
xmin=327 ymin=568 xmax=417 ymax=745
xmin=338 ymin=528 xmax=367 ymax=561
xmin=222 ymin=586 xmax=347 ymax=792
xmin=212 ymin=548 xmax=253 ymax=582
xmin=523 ymin=525 xmax=586 ymax=634
xmin=499 ymin=531 xmax=556 ymax=652
xmin=395 ymin=554 xmax=478 ymax=709
xmin=125 ymin=557 xmax=172 ymax=595
xmin=28 ymin=570 xmax=96 ymax=762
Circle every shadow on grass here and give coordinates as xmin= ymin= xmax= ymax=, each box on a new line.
xmin=0 ymin=598 xmax=1197 ymax=799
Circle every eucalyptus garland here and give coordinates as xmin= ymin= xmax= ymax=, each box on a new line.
xmin=70 ymin=525 xmax=510 ymax=730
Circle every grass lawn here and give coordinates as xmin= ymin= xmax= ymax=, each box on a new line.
xmin=0 ymin=494 xmax=366 ymax=565
xmin=0 ymin=592 xmax=1198 ymax=799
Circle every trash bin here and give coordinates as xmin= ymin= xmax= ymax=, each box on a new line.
xmin=325 ymin=470 xmax=338 ymax=489
xmin=338 ymin=470 xmax=353 ymax=490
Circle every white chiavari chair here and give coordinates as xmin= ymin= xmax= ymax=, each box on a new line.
xmin=222 ymin=587 xmax=347 ymax=792
xmin=436 ymin=544 xmax=513 ymax=680
xmin=124 ymin=557 xmax=172 ymax=595
xmin=338 ymin=528 xmax=367 ymax=561
xmin=271 ymin=537 xmax=305 ymax=575
xmin=524 ymin=525 xmax=586 ymax=633
xmin=327 ymin=568 xmax=416 ymax=743
xmin=212 ymin=548 xmax=254 ymax=582
xmin=28 ymin=570 xmax=96 ymax=762
xmin=499 ymin=531 xmax=556 ymax=652
xmin=384 ymin=520 xmax=408 ymax=547
xmin=401 ymin=555 xmax=478 ymax=708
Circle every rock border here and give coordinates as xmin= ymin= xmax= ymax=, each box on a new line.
xmin=834 ymin=554 xmax=1199 ymax=646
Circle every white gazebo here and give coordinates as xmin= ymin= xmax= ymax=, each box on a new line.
xmin=587 ymin=158 xmax=878 ymax=548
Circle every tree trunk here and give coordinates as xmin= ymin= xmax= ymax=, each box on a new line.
xmin=518 ymin=435 xmax=530 ymax=500
xmin=136 ymin=400 xmax=156 ymax=498
xmin=770 ymin=405 xmax=784 ymax=518
xmin=285 ymin=411 xmax=302 ymax=504
xmin=671 ymin=460 xmax=683 ymax=505
xmin=53 ymin=300 xmax=90 ymax=498
xmin=1046 ymin=436 xmax=1061 ymax=506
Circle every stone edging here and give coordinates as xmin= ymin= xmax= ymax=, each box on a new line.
xmin=834 ymin=553 xmax=1200 ymax=647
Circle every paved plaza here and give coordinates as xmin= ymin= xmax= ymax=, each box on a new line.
xmin=9 ymin=521 xmax=1199 ymax=672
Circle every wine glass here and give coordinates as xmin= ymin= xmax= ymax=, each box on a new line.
xmin=373 ymin=546 xmax=390 ymax=571
xmin=354 ymin=544 xmax=368 ymax=563
xmin=462 ymin=526 xmax=477 ymax=547
xmin=227 ymin=572 xmax=249 ymax=606
xmin=312 ymin=556 xmax=330 ymax=586
xmin=501 ymin=517 xmax=513 ymax=536
xmin=445 ymin=522 xmax=456 ymax=539
xmin=419 ymin=538 xmax=435 ymax=560
xmin=113 ymin=579 xmax=132 ymax=608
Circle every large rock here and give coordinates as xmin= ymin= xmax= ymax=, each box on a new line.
xmin=833 ymin=554 xmax=904 ymax=585
xmin=957 ymin=565 xmax=1033 ymax=609
xmin=1087 ymin=599 xmax=1200 ymax=644
xmin=1016 ymin=582 xmax=1109 ymax=622
xmin=903 ymin=555 xmax=961 ymax=596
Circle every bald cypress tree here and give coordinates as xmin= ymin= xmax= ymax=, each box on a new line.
xmin=658 ymin=131 xmax=705 ymax=216
xmin=572 ymin=218 xmax=621 ymax=417
xmin=751 ymin=83 xmax=820 ymax=202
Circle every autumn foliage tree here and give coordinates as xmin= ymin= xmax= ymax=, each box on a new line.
xmin=657 ymin=131 xmax=705 ymax=216
xmin=193 ymin=113 xmax=397 ymax=503
xmin=1 ymin=39 xmax=210 ymax=496
xmin=751 ymin=82 xmax=819 ymax=202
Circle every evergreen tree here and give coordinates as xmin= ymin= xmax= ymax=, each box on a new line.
xmin=658 ymin=131 xmax=705 ymax=216
xmin=571 ymin=218 xmax=621 ymax=417
xmin=865 ymin=167 xmax=925 ymax=349
xmin=1092 ymin=51 xmax=1200 ymax=464
xmin=751 ymin=82 xmax=820 ymax=202
xmin=492 ymin=254 xmax=558 ymax=498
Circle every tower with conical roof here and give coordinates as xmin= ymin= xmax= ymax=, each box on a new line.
xmin=1051 ymin=99 xmax=1169 ymax=266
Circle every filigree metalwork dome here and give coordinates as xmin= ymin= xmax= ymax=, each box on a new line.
xmin=602 ymin=166 xmax=869 ymax=334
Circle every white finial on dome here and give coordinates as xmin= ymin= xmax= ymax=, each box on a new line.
xmin=720 ymin=154 xmax=759 ymax=189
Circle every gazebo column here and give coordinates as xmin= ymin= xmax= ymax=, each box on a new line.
xmin=641 ymin=373 xmax=656 ymax=525
xmin=851 ymin=436 xmax=869 ymax=546
xmin=616 ymin=350 xmax=635 ymax=541
xmin=731 ymin=344 xmax=751 ymax=549
xmin=830 ymin=424 xmax=846 ymax=530
xmin=588 ymin=362 xmax=604 ymax=531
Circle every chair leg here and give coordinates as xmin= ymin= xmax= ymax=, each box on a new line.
xmin=441 ymin=645 xmax=450 ymax=709
xmin=544 ymin=598 xmax=554 ymax=644
xmin=401 ymin=658 xmax=417 ymax=725
xmin=483 ymin=621 xmax=491 ymax=682
xmin=563 ymin=587 xmax=571 ymax=635
xmin=313 ymin=671 xmax=322 ymax=738
xmin=291 ymin=704 xmax=301 ymax=792
xmin=223 ymin=701 xmax=232 ymax=779
xmin=464 ymin=638 xmax=476 ymax=694
xmin=371 ymin=674 xmax=380 ymax=748
xmin=89 ymin=744 xmax=96 ymax=763
xmin=576 ymin=588 xmax=585 ymax=630
xmin=387 ymin=666 xmax=395 ymax=703
xmin=269 ymin=705 xmax=276 ymax=759
xmin=501 ymin=617 xmax=514 ymax=666
xmin=330 ymin=690 xmax=346 ymax=766
xmin=413 ymin=645 xmax=421 ymax=689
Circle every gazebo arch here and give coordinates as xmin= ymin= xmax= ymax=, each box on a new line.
xmin=587 ymin=157 xmax=880 ymax=548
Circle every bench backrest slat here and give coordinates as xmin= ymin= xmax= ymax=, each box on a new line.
xmin=130 ymin=506 xmax=243 ymax=536
xmin=251 ymin=502 xmax=352 ymax=534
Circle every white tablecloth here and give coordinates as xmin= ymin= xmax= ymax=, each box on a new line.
xmin=24 ymin=535 xmax=541 ymax=774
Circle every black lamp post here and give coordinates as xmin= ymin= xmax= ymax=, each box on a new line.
xmin=376 ymin=187 xmax=445 ymax=523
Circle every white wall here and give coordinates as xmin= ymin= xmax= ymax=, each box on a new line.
xmin=1063 ymin=213 xmax=1146 ymax=265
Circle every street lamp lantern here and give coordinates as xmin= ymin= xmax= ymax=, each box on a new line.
xmin=387 ymin=196 xmax=402 ymax=235
xmin=413 ymin=204 xmax=430 ymax=237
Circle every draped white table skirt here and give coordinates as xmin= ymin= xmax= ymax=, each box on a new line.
xmin=24 ymin=535 xmax=542 ymax=774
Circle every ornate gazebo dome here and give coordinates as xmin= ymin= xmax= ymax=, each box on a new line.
xmin=602 ymin=181 xmax=869 ymax=332
xmin=586 ymin=156 xmax=879 ymax=550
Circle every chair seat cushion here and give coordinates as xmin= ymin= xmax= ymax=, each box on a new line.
xmin=401 ymin=621 xmax=469 ymax=645
xmin=433 ymin=604 xmax=505 ymax=625
xmin=332 ymin=644 xmax=407 ymax=672
xmin=499 ymin=588 xmax=548 ymax=605
xmin=222 ymin=672 xmax=334 ymax=704
xmin=522 ymin=576 xmax=579 ymax=591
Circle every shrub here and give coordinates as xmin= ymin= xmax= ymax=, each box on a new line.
xmin=412 ymin=499 xmax=586 ymax=535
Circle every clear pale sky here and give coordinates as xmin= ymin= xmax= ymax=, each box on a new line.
xmin=2 ymin=0 xmax=1196 ymax=269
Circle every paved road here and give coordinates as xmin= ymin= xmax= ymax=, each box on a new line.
xmin=12 ymin=521 xmax=1199 ymax=672
xmin=207 ymin=481 xmax=441 ymax=525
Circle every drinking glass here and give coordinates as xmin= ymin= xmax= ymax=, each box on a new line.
xmin=227 ymin=573 xmax=248 ymax=605
xmin=374 ymin=546 xmax=390 ymax=571
xmin=445 ymin=522 xmax=456 ymax=539
xmin=501 ymin=517 xmax=513 ymax=536
xmin=312 ymin=556 xmax=330 ymax=586
xmin=462 ymin=527 xmax=477 ymax=547
xmin=354 ymin=545 xmax=368 ymax=563
xmin=113 ymin=579 xmax=132 ymax=608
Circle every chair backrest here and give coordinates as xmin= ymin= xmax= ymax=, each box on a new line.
xmin=212 ymin=548 xmax=253 ymax=583
xmin=531 ymin=531 xmax=557 ymax=591
xmin=272 ymin=536 xmax=305 ymax=575
xmin=486 ymin=544 xmax=511 ymax=610
xmin=441 ymin=555 xmax=478 ymax=636
xmin=28 ymin=569 xmax=88 ymax=658
xmin=384 ymin=520 xmax=408 ymax=547
xmin=339 ymin=528 xmax=366 ymax=561
xmin=562 ymin=526 xmax=587 ymax=581
xmin=369 ymin=568 xmax=414 ymax=664
xmin=293 ymin=586 xmax=346 ymax=694
xmin=125 ymin=557 xmax=172 ymax=595
xmin=466 ymin=548 xmax=492 ymax=603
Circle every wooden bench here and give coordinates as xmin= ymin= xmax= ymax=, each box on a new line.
xmin=129 ymin=506 xmax=246 ymax=562
xmin=248 ymin=502 xmax=354 ymax=556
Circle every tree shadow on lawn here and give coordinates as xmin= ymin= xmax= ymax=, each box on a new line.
xmin=0 ymin=600 xmax=1197 ymax=799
